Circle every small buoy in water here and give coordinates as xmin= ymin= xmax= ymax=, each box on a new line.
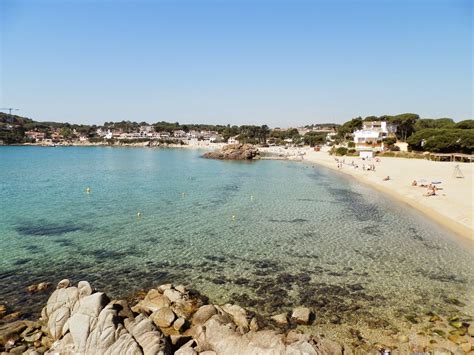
xmin=232 ymin=215 xmax=236 ymax=221
xmin=182 ymin=192 xmax=186 ymax=197
xmin=137 ymin=212 xmax=141 ymax=218
xmin=250 ymin=195 xmax=254 ymax=201
xmin=85 ymin=187 xmax=91 ymax=194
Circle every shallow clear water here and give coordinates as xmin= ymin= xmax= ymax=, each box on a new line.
xmin=0 ymin=146 xmax=473 ymax=338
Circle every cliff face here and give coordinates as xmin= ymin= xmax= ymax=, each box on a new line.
xmin=202 ymin=144 xmax=260 ymax=160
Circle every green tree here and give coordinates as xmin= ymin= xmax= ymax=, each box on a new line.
xmin=414 ymin=118 xmax=455 ymax=131
xmin=385 ymin=113 xmax=419 ymax=141
xmin=455 ymin=120 xmax=474 ymax=129
xmin=60 ymin=127 xmax=74 ymax=139
xmin=304 ymin=132 xmax=327 ymax=147
xmin=407 ymin=129 xmax=474 ymax=154
xmin=337 ymin=117 xmax=362 ymax=140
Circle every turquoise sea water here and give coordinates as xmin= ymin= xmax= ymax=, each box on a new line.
xmin=0 ymin=146 xmax=473 ymax=339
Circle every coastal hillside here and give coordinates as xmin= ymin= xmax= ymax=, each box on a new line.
xmin=1 ymin=112 xmax=472 ymax=155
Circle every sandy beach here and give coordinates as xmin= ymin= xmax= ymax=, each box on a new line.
xmin=297 ymin=149 xmax=473 ymax=246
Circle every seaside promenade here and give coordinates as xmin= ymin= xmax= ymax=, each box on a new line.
xmin=301 ymin=149 xmax=474 ymax=245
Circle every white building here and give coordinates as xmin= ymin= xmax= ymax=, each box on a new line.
xmin=326 ymin=132 xmax=337 ymax=143
xmin=353 ymin=121 xmax=396 ymax=158
xmin=228 ymin=136 xmax=239 ymax=144
xmin=173 ymin=130 xmax=187 ymax=138
xmin=187 ymin=130 xmax=199 ymax=139
xmin=140 ymin=125 xmax=154 ymax=133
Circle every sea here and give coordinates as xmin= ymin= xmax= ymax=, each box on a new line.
xmin=1 ymin=146 xmax=472 ymax=342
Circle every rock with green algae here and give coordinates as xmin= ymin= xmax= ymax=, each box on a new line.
xmin=448 ymin=320 xmax=463 ymax=329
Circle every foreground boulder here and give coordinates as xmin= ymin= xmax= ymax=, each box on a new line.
xmin=40 ymin=280 xmax=170 ymax=354
xmin=202 ymin=144 xmax=259 ymax=160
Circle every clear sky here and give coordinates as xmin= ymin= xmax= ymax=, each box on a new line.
xmin=0 ymin=0 xmax=472 ymax=127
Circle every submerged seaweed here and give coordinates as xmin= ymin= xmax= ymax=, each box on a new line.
xmin=16 ymin=220 xmax=88 ymax=237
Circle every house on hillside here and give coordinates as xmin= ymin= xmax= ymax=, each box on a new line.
xmin=187 ymin=130 xmax=199 ymax=139
xmin=297 ymin=127 xmax=311 ymax=136
xmin=140 ymin=125 xmax=154 ymax=134
xmin=25 ymin=131 xmax=46 ymax=142
xmin=353 ymin=121 xmax=397 ymax=158
xmin=228 ymin=136 xmax=239 ymax=144
xmin=173 ymin=130 xmax=187 ymax=138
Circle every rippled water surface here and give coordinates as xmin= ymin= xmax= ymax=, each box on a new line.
xmin=1 ymin=146 xmax=473 ymax=339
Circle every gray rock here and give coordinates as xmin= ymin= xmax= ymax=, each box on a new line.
xmin=271 ymin=313 xmax=288 ymax=325
xmin=221 ymin=304 xmax=248 ymax=331
xmin=203 ymin=144 xmax=260 ymax=160
xmin=314 ymin=338 xmax=344 ymax=355
xmin=175 ymin=285 xmax=186 ymax=294
xmin=67 ymin=292 xmax=110 ymax=352
xmin=175 ymin=347 xmax=197 ymax=355
xmin=152 ymin=307 xmax=176 ymax=328
xmin=171 ymin=300 xmax=195 ymax=320
xmin=78 ymin=281 xmax=93 ymax=297
xmin=173 ymin=317 xmax=186 ymax=331
xmin=41 ymin=286 xmax=80 ymax=339
xmin=286 ymin=330 xmax=311 ymax=343
xmin=8 ymin=344 xmax=27 ymax=354
xmin=22 ymin=329 xmax=42 ymax=342
xmin=0 ymin=321 xmax=28 ymax=346
xmin=198 ymin=318 xmax=286 ymax=354
xmin=102 ymin=333 xmax=142 ymax=355
xmin=133 ymin=289 xmax=171 ymax=314
xmin=45 ymin=283 xmax=157 ymax=355
xmin=249 ymin=317 xmax=259 ymax=332
xmin=27 ymin=282 xmax=51 ymax=293
xmin=164 ymin=289 xmax=182 ymax=303
xmin=57 ymin=279 xmax=70 ymax=289
xmin=157 ymin=284 xmax=173 ymax=292
xmin=126 ymin=314 xmax=169 ymax=354
xmin=291 ymin=307 xmax=312 ymax=325
xmin=286 ymin=341 xmax=318 ymax=354
xmin=192 ymin=305 xmax=217 ymax=326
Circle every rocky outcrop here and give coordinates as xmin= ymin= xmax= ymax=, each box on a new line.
xmin=2 ymin=278 xmax=473 ymax=355
xmin=202 ymin=144 xmax=259 ymax=160
xmin=0 ymin=280 xmax=346 ymax=354
xmin=0 ymin=280 xmax=170 ymax=354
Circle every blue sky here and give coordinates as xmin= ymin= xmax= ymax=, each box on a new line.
xmin=0 ymin=0 xmax=472 ymax=126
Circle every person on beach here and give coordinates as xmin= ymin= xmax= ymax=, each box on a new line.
xmin=411 ymin=180 xmax=417 ymax=186
xmin=383 ymin=176 xmax=390 ymax=181
xmin=424 ymin=189 xmax=436 ymax=196
xmin=424 ymin=185 xmax=437 ymax=196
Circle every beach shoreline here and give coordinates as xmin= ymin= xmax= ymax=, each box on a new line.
xmin=295 ymin=149 xmax=473 ymax=248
